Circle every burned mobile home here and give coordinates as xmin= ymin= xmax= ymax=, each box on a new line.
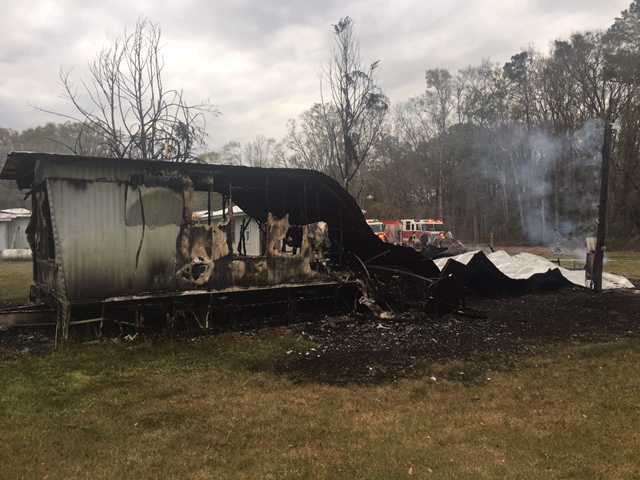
xmin=0 ymin=152 xmax=444 ymax=344
xmin=0 ymin=152 xmax=579 ymax=345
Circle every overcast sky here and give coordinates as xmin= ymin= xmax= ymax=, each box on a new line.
xmin=0 ymin=0 xmax=631 ymax=148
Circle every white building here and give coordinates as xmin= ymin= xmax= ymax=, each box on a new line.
xmin=0 ymin=213 xmax=12 ymax=251
xmin=0 ymin=208 xmax=31 ymax=251
xmin=193 ymin=206 xmax=262 ymax=256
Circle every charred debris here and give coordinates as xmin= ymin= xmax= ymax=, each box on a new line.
xmin=0 ymin=152 xmax=569 ymax=346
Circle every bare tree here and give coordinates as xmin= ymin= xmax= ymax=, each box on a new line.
xmin=282 ymin=18 xmax=387 ymax=190
xmin=321 ymin=16 xmax=388 ymax=192
xmin=199 ymin=136 xmax=281 ymax=167
xmin=49 ymin=19 xmax=215 ymax=162
xmin=393 ymin=97 xmax=434 ymax=151
xmin=424 ymin=68 xmax=455 ymax=218
xmin=243 ymin=135 xmax=277 ymax=167
xmin=286 ymin=104 xmax=340 ymax=175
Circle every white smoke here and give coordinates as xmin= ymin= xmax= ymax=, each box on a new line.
xmin=512 ymin=119 xmax=604 ymax=248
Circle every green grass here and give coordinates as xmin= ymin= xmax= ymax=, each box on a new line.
xmin=2 ymin=254 xmax=640 ymax=477
xmin=498 ymin=247 xmax=640 ymax=279
xmin=0 ymin=260 xmax=31 ymax=304
xmin=1 ymin=334 xmax=639 ymax=479
xmin=605 ymin=251 xmax=640 ymax=279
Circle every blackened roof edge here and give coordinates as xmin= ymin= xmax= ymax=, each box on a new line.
xmin=0 ymin=151 xmax=322 ymax=182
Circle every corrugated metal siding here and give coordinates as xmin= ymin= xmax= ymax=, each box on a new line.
xmin=47 ymin=178 xmax=182 ymax=302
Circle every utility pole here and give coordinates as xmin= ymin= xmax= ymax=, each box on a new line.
xmin=592 ymin=121 xmax=613 ymax=292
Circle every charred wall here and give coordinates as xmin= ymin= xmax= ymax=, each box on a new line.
xmin=1 ymin=152 xmax=441 ymax=305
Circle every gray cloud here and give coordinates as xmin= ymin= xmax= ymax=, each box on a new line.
xmin=0 ymin=0 xmax=631 ymax=148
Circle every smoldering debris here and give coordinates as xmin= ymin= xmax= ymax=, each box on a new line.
xmin=0 ymin=331 xmax=53 ymax=360
xmin=3 ymin=284 xmax=639 ymax=386
xmin=276 ymin=286 xmax=640 ymax=385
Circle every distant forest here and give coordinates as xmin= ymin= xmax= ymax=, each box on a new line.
xmin=1 ymin=123 xmax=102 ymax=210
xmin=3 ymin=3 xmax=640 ymax=248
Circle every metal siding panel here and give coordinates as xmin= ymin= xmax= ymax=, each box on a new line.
xmin=8 ymin=218 xmax=30 ymax=249
xmin=249 ymin=219 xmax=261 ymax=256
xmin=47 ymin=179 xmax=181 ymax=303
xmin=244 ymin=219 xmax=260 ymax=256
xmin=125 ymin=186 xmax=182 ymax=293
xmin=233 ymin=216 xmax=260 ymax=256
xmin=0 ymin=223 xmax=8 ymax=250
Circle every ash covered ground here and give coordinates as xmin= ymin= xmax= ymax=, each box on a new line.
xmin=276 ymin=287 xmax=640 ymax=384
xmin=2 ymin=287 xmax=640 ymax=385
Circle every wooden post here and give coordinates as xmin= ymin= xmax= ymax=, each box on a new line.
xmin=593 ymin=121 xmax=612 ymax=293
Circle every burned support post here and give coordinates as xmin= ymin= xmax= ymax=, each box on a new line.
xmin=227 ymin=186 xmax=235 ymax=255
xmin=54 ymin=300 xmax=71 ymax=349
xmin=207 ymin=177 xmax=213 ymax=226
xmin=593 ymin=121 xmax=613 ymax=293
xmin=262 ymin=175 xmax=269 ymax=256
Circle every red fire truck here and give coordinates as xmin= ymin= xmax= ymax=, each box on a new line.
xmin=399 ymin=218 xmax=449 ymax=248
xmin=366 ymin=219 xmax=388 ymax=242
xmin=368 ymin=218 xmax=450 ymax=248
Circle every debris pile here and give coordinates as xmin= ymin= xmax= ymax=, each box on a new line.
xmin=277 ymin=287 xmax=640 ymax=384
xmin=434 ymin=250 xmax=634 ymax=290
xmin=0 ymin=331 xmax=52 ymax=360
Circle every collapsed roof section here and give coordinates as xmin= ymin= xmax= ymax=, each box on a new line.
xmin=436 ymin=250 xmax=634 ymax=291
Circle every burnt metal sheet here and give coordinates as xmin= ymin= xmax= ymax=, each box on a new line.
xmin=439 ymin=251 xmax=573 ymax=295
xmin=47 ymin=178 xmax=181 ymax=302
xmin=0 ymin=304 xmax=56 ymax=329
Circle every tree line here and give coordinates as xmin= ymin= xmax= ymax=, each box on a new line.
xmin=2 ymin=6 xmax=640 ymax=247
xmin=204 ymin=5 xmax=640 ymax=247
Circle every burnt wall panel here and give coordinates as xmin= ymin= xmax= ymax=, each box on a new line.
xmin=47 ymin=179 xmax=182 ymax=302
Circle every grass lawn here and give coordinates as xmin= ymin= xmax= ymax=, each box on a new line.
xmin=1 ymin=333 xmax=639 ymax=479
xmin=0 ymin=260 xmax=31 ymax=304
xmin=498 ymin=247 xmax=640 ymax=279
xmin=604 ymin=251 xmax=640 ymax=279
xmin=1 ymin=253 xmax=640 ymax=478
